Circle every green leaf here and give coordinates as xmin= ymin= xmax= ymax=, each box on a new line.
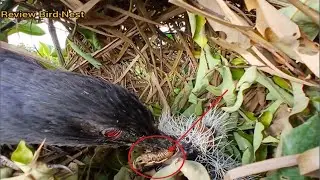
xmin=266 ymin=167 xmax=310 ymax=180
xmin=289 ymin=82 xmax=310 ymax=117
xmin=189 ymin=49 xmax=208 ymax=100
xmin=193 ymin=15 xmax=207 ymax=48
xmin=238 ymin=120 xmax=256 ymax=130
xmin=282 ymin=113 xmax=320 ymax=155
xmin=187 ymin=12 xmax=197 ymax=37
xmin=256 ymin=72 xmax=293 ymax=106
xmin=11 ymin=140 xmax=33 ymax=165
xmin=306 ymin=87 xmax=320 ymax=112
xmin=253 ymin=122 xmax=264 ymax=154
xmin=234 ymin=132 xmax=254 ymax=164
xmin=255 ymin=145 xmax=268 ymax=161
xmin=272 ymin=76 xmax=292 ymax=92
xmin=230 ymin=57 xmax=247 ymax=66
xmin=78 ymin=28 xmax=101 ymax=51
xmin=38 ymin=42 xmax=51 ymax=57
xmin=218 ymin=56 xmax=236 ymax=106
xmin=244 ymin=111 xmax=257 ymax=121
xmin=206 ymin=85 xmax=221 ymax=96
xmin=68 ymin=39 xmax=101 ymax=68
xmin=259 ymin=111 xmax=273 ymax=127
xmin=268 ymin=113 xmax=320 ymax=180
xmin=195 ymin=100 xmax=203 ymax=116
xmin=0 ymin=32 xmax=8 ymax=42
xmin=171 ymin=81 xmax=193 ymax=113
xmin=183 ymin=104 xmax=197 ymax=117
xmin=222 ymin=66 xmax=257 ymax=112
xmin=165 ymin=33 xmax=174 ymax=40
xmin=262 ymin=136 xmax=279 ymax=143
xmin=7 ymin=20 xmax=45 ymax=36
xmin=231 ymin=68 xmax=245 ymax=80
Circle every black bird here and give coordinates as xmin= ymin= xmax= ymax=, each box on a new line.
xmin=0 ymin=47 xmax=164 ymax=148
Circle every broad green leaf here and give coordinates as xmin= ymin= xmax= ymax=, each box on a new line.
xmin=222 ymin=83 xmax=250 ymax=112
xmin=187 ymin=12 xmax=197 ymax=37
xmin=11 ymin=140 xmax=33 ymax=165
xmin=242 ymin=148 xmax=254 ymax=165
xmin=256 ymin=72 xmax=293 ymax=106
xmin=195 ymin=100 xmax=203 ymax=116
xmin=189 ymin=46 xmax=217 ymax=103
xmin=237 ymin=66 xmax=258 ymax=88
xmin=230 ymin=68 xmax=245 ymax=80
xmin=237 ymin=131 xmax=253 ymax=143
xmin=0 ymin=30 xmax=8 ymax=41
xmin=38 ymin=42 xmax=51 ymax=57
xmin=282 ymin=113 xmax=320 ymax=155
xmin=218 ymin=56 xmax=236 ymax=106
xmin=165 ymin=33 xmax=174 ymax=40
xmin=7 ymin=20 xmax=45 ymax=36
xmin=253 ymin=122 xmax=264 ymax=154
xmin=279 ymin=0 xmax=319 ymax=40
xmin=259 ymin=111 xmax=273 ymax=127
xmin=244 ymin=111 xmax=257 ymax=121
xmin=238 ymin=120 xmax=256 ymax=130
xmin=68 ymin=39 xmax=101 ymax=69
xmin=266 ymin=167 xmax=309 ymax=180
xmin=306 ymin=87 xmax=320 ymax=112
xmin=78 ymin=28 xmax=101 ymax=51
xmin=255 ymin=145 xmax=268 ymax=161
xmin=205 ymin=45 xmax=221 ymax=68
xmin=193 ymin=15 xmax=207 ymax=48
xmin=262 ymin=136 xmax=279 ymax=143
xmin=206 ymin=85 xmax=221 ymax=96
xmin=171 ymin=81 xmax=193 ymax=113
xmin=265 ymin=99 xmax=283 ymax=114
xmin=289 ymin=82 xmax=309 ymax=117
xmin=230 ymin=57 xmax=247 ymax=66
xmin=183 ymin=104 xmax=197 ymax=117
xmin=193 ymin=50 xmax=201 ymax=58
xmin=268 ymin=113 xmax=320 ymax=180
xmin=222 ymin=66 xmax=257 ymax=112
xmin=272 ymin=76 xmax=292 ymax=92
xmin=190 ymin=49 xmax=209 ymax=99
xmin=234 ymin=132 xmax=254 ymax=164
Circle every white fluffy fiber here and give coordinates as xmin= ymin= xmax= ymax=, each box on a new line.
xmin=158 ymin=107 xmax=241 ymax=179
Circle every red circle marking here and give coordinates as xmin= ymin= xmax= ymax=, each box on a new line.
xmin=128 ymin=135 xmax=186 ymax=179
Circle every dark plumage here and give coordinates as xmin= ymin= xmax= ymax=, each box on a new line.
xmin=0 ymin=48 xmax=161 ymax=147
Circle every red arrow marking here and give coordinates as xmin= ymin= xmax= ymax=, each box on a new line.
xmin=168 ymin=89 xmax=228 ymax=152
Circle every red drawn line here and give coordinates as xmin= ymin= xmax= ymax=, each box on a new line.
xmin=168 ymin=89 xmax=228 ymax=152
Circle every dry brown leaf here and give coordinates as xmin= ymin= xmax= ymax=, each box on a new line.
xmin=197 ymin=0 xmax=251 ymax=49
xmin=71 ymin=0 xmax=102 ymax=22
xmin=246 ymin=0 xmax=300 ymax=43
xmin=245 ymin=0 xmax=320 ymax=78
xmin=267 ymin=104 xmax=291 ymax=136
xmin=60 ymin=0 xmax=83 ymax=10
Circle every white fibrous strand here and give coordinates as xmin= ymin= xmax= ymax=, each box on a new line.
xmin=158 ymin=107 xmax=251 ymax=180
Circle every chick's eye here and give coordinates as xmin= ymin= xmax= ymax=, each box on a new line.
xmin=102 ymin=128 xmax=122 ymax=140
